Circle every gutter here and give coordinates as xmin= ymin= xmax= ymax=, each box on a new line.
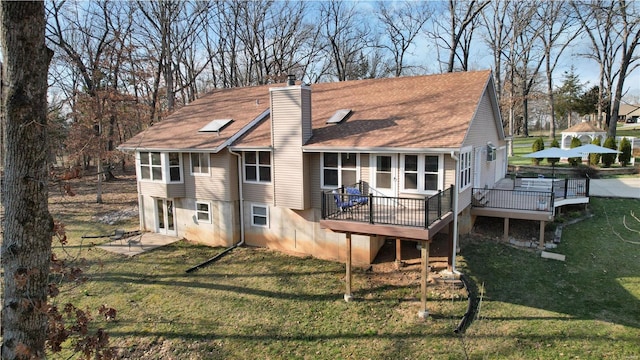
xmin=185 ymin=149 xmax=245 ymax=273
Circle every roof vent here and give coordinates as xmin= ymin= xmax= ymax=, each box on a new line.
xmin=287 ymin=74 xmax=296 ymax=86
xmin=199 ymin=119 xmax=233 ymax=134
xmin=326 ymin=109 xmax=352 ymax=124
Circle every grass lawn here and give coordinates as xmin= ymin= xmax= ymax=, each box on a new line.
xmin=45 ymin=173 xmax=640 ymax=359
xmin=510 ymin=123 xmax=640 ymax=167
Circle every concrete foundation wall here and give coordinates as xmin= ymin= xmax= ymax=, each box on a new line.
xmin=243 ymin=205 xmax=384 ymax=265
xmin=139 ymin=194 xmax=238 ymax=247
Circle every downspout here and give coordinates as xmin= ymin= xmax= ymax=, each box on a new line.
xmin=230 ymin=149 xmax=245 ymax=247
xmin=450 ymin=150 xmax=460 ymax=273
xmin=185 ymin=149 xmax=245 ymax=273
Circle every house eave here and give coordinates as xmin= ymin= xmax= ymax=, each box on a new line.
xmin=302 ymin=146 xmax=461 ymax=153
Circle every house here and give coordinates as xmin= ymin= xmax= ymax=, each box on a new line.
xmin=618 ymin=104 xmax=640 ymax=123
xmin=118 ymin=70 xmax=508 ymax=272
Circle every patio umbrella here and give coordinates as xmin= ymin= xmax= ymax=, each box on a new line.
xmin=572 ymin=143 xmax=621 ymax=165
xmin=572 ymin=144 xmax=621 ymax=155
xmin=523 ymin=147 xmax=582 ymax=177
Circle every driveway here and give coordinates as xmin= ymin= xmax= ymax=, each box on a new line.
xmin=589 ymin=177 xmax=640 ymax=199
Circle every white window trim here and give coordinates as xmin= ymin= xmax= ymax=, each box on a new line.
xmin=138 ymin=151 xmax=163 ymax=182
xmin=320 ymin=152 xmax=360 ymax=189
xmin=190 ymin=152 xmax=210 ymax=176
xmin=243 ymin=151 xmax=272 ymax=184
xmin=195 ymin=201 xmax=211 ymax=224
xmin=167 ymin=153 xmax=183 ymax=184
xmin=138 ymin=152 xmax=184 ymax=184
xmin=400 ymin=153 xmax=444 ymax=195
xmin=250 ymin=204 xmax=269 ymax=228
xmin=459 ymin=147 xmax=473 ymax=191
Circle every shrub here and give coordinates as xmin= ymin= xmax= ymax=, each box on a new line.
xmin=568 ymin=137 xmax=582 ymax=166
xmin=547 ymin=139 xmax=561 ymax=166
xmin=589 ymin=137 xmax=601 ymax=166
xmin=532 ymin=137 xmax=545 ymax=165
xmin=619 ymin=137 xmax=632 ymax=167
xmin=602 ymin=136 xmax=617 ymax=168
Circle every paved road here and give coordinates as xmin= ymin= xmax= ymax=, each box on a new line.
xmin=589 ymin=177 xmax=640 ymax=199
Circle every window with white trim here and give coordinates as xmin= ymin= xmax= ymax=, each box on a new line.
xmin=321 ymin=152 xmax=358 ymax=188
xmin=168 ymin=153 xmax=182 ymax=182
xmin=190 ymin=153 xmax=209 ymax=175
xmin=196 ymin=201 xmax=211 ymax=223
xmin=139 ymin=151 xmax=162 ymax=181
xmin=244 ymin=151 xmax=271 ymax=183
xmin=401 ymin=154 xmax=442 ymax=193
xmin=459 ymin=149 xmax=472 ymax=190
xmin=251 ymin=204 xmax=269 ymax=227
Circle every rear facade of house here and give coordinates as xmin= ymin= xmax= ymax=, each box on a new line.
xmin=119 ymin=70 xmax=507 ymax=265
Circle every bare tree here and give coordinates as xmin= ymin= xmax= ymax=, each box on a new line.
xmin=428 ymin=0 xmax=490 ymax=73
xmin=574 ymin=0 xmax=640 ymax=137
xmin=318 ymin=1 xmax=373 ymax=81
xmin=376 ymin=1 xmax=431 ymax=77
xmin=537 ymin=1 xmax=583 ymax=139
xmin=1 ymin=2 xmax=54 ymax=358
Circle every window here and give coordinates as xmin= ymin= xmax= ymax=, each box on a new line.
xmin=251 ymin=204 xmax=269 ymax=227
xmin=321 ymin=152 xmax=358 ymax=188
xmin=401 ymin=154 xmax=442 ymax=193
xmin=168 ymin=153 xmax=182 ymax=182
xmin=459 ymin=149 xmax=472 ymax=190
xmin=190 ymin=153 xmax=209 ymax=175
xmin=244 ymin=151 xmax=271 ymax=183
xmin=196 ymin=201 xmax=211 ymax=223
xmin=140 ymin=152 xmax=162 ymax=181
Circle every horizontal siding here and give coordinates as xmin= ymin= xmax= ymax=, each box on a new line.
xmin=271 ymin=87 xmax=307 ymax=210
xmin=464 ymin=91 xmax=501 ymax=148
xmin=184 ymin=152 xmax=237 ymax=202
xmin=244 ymin=182 xmax=274 ymax=204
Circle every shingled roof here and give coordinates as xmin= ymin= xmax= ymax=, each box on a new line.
xmin=119 ymin=70 xmax=494 ymax=152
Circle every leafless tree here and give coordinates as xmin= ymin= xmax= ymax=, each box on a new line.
xmin=537 ymin=1 xmax=583 ymax=139
xmin=376 ymin=1 xmax=431 ymax=77
xmin=574 ymin=0 xmax=640 ymax=137
xmin=318 ymin=1 xmax=374 ymax=81
xmin=1 ymin=2 xmax=54 ymax=358
xmin=428 ymin=0 xmax=490 ymax=73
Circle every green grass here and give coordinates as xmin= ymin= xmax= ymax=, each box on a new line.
xmin=50 ymin=196 xmax=640 ymax=359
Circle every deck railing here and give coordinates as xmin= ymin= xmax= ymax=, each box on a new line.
xmin=472 ymin=177 xmax=589 ymax=212
xmin=321 ymin=182 xmax=453 ymax=229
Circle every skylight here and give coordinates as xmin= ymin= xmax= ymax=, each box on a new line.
xmin=326 ymin=109 xmax=352 ymax=124
xmin=199 ymin=119 xmax=233 ymax=133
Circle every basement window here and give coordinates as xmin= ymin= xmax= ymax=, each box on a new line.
xmin=251 ymin=204 xmax=269 ymax=227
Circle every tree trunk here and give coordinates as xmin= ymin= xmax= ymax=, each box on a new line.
xmin=1 ymin=2 xmax=54 ymax=359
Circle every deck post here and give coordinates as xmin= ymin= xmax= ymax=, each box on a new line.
xmin=395 ymin=238 xmax=402 ymax=267
xmin=538 ymin=221 xmax=545 ymax=249
xmin=447 ymin=221 xmax=454 ymax=271
xmin=503 ymin=217 xmax=510 ymax=242
xmin=418 ymin=240 xmax=430 ymax=319
xmin=344 ymin=232 xmax=353 ymax=302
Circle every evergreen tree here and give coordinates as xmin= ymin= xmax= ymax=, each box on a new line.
xmin=532 ymin=137 xmax=545 ymax=165
xmin=619 ymin=137 xmax=632 ymax=167
xmin=589 ymin=137 xmax=602 ymax=166
xmin=602 ymin=137 xmax=617 ymax=167
xmin=554 ymin=66 xmax=584 ymax=128
xmin=568 ymin=137 xmax=582 ymax=166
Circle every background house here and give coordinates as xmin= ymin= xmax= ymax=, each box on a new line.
xmin=119 ymin=70 xmax=507 ymax=266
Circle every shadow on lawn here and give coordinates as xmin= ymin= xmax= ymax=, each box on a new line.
xmin=458 ymin=239 xmax=640 ymax=330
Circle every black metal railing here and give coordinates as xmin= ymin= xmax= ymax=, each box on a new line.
xmin=473 ymin=188 xmax=554 ymax=212
xmin=321 ymin=182 xmax=454 ymax=229
xmin=472 ymin=176 xmax=589 ymax=212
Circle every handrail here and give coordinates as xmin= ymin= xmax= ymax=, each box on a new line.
xmin=322 ymin=184 xmax=454 ymax=229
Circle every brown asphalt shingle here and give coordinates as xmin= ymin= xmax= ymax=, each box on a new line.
xmin=120 ymin=70 xmax=492 ymax=152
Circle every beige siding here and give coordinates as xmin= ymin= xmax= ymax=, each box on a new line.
xmin=244 ymin=182 xmax=274 ymax=204
xmin=184 ymin=152 xmax=236 ymax=201
xmin=310 ymin=154 xmax=322 ymax=209
xmin=138 ymin=181 xmax=185 ymax=198
xmin=463 ymin=89 xmax=505 ymax=191
xmin=270 ymin=86 xmax=311 ymax=210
